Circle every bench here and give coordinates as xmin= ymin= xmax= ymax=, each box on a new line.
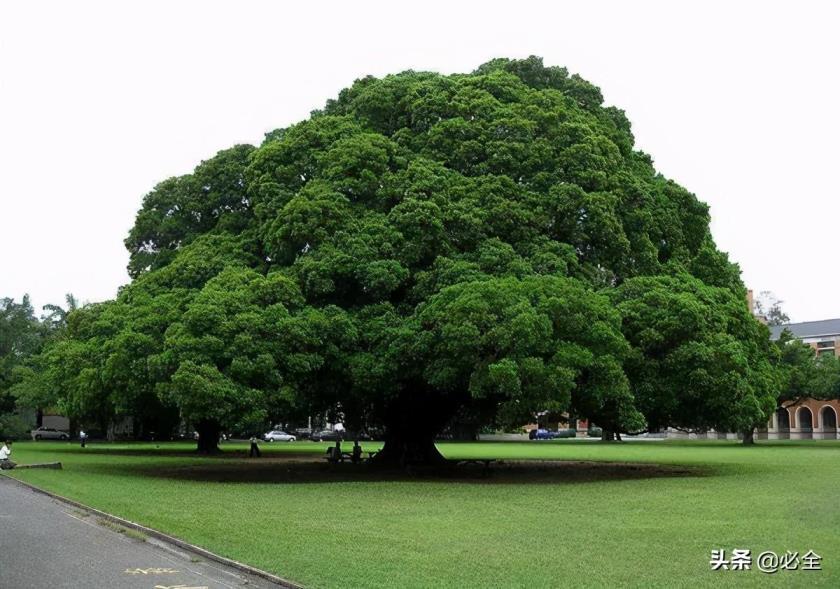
xmin=323 ymin=447 xmax=378 ymax=464
xmin=456 ymin=459 xmax=496 ymax=476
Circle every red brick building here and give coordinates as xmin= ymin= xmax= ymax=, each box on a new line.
xmin=765 ymin=319 xmax=840 ymax=440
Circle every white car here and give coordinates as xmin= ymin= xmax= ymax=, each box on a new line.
xmin=31 ymin=427 xmax=70 ymax=441
xmin=263 ymin=430 xmax=296 ymax=442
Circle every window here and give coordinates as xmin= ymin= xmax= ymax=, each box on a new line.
xmin=819 ymin=349 xmax=835 ymax=357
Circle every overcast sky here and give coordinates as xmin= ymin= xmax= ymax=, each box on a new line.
xmin=1 ymin=1 xmax=838 ymax=322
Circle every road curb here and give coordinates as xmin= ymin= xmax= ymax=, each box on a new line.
xmin=1 ymin=473 xmax=304 ymax=589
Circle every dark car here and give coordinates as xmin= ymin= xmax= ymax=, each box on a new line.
xmin=292 ymin=427 xmax=313 ymax=440
xmin=310 ymin=429 xmax=343 ymax=442
xmin=529 ymin=428 xmax=556 ymax=440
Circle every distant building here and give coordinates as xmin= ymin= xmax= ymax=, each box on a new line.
xmin=766 ymin=319 xmax=840 ymax=440
xmin=769 ymin=318 xmax=840 ymax=358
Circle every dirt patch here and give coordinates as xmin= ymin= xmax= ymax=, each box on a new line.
xmin=115 ymin=456 xmax=707 ymax=485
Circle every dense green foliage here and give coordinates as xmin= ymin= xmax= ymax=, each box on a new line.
xmin=773 ymin=330 xmax=840 ymax=403
xmin=10 ymin=440 xmax=840 ymax=588
xmin=610 ymin=275 xmax=777 ymax=437
xmin=0 ymin=295 xmax=80 ymax=437
xmin=0 ymin=296 xmax=43 ymax=414
xmin=14 ymin=57 xmax=779 ymax=454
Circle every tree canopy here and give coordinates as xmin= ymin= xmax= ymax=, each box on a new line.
xmin=15 ymin=56 xmax=780 ymax=458
xmin=0 ymin=294 xmax=79 ymax=437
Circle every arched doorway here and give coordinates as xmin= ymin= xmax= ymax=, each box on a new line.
xmin=820 ymin=406 xmax=838 ymax=439
xmin=776 ymin=407 xmax=791 ymax=439
xmin=797 ymin=407 xmax=813 ymax=439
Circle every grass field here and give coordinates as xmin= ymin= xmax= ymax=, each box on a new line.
xmin=4 ymin=439 xmax=840 ymax=588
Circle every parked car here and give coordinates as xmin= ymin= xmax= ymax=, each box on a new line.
xmin=31 ymin=427 xmax=70 ymax=441
xmin=263 ymin=430 xmax=296 ymax=442
xmin=310 ymin=429 xmax=342 ymax=442
xmin=292 ymin=427 xmax=312 ymax=440
xmin=529 ymin=428 xmax=556 ymax=440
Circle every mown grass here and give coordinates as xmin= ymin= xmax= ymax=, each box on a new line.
xmin=5 ymin=439 xmax=840 ymax=588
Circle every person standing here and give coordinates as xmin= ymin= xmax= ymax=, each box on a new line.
xmin=79 ymin=430 xmax=87 ymax=448
xmin=0 ymin=440 xmax=16 ymax=470
xmin=249 ymin=435 xmax=261 ymax=458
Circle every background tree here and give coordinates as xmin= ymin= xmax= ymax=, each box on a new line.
xmin=754 ymin=290 xmax=790 ymax=326
xmin=0 ymin=296 xmax=45 ymax=436
xmin=41 ymin=293 xmax=79 ymax=331
xmin=1 ymin=293 xmax=79 ymax=437
xmin=0 ymin=296 xmax=42 ymax=408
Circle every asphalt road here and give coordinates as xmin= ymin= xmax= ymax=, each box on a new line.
xmin=0 ymin=476 xmax=282 ymax=589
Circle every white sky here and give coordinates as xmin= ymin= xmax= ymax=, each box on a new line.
xmin=1 ymin=1 xmax=838 ymax=322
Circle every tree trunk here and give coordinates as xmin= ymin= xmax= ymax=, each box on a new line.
xmin=369 ymin=387 xmax=465 ymax=468
xmin=742 ymin=429 xmax=755 ymax=445
xmin=372 ymin=431 xmax=447 ymax=468
xmin=196 ymin=419 xmax=221 ymax=454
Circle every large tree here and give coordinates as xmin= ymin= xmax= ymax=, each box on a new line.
xmin=30 ymin=57 xmax=776 ymax=459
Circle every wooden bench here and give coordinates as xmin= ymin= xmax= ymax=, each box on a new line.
xmin=323 ymin=447 xmax=378 ymax=464
xmin=456 ymin=459 xmax=496 ymax=476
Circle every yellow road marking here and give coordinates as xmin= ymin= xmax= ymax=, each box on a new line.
xmin=124 ymin=567 xmax=179 ymax=575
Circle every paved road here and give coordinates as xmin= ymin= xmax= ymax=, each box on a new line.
xmin=0 ymin=476 xmax=282 ymax=589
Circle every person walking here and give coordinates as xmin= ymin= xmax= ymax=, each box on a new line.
xmin=249 ymin=435 xmax=262 ymax=458
xmin=0 ymin=440 xmax=16 ymax=470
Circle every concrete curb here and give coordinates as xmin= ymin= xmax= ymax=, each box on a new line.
xmin=1 ymin=473 xmax=304 ymax=589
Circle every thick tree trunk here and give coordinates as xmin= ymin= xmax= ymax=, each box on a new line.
xmin=367 ymin=386 xmax=470 ymax=468
xmin=742 ymin=429 xmax=755 ymax=445
xmin=370 ymin=388 xmax=464 ymax=468
xmin=372 ymin=431 xmax=447 ymax=468
xmin=195 ymin=420 xmax=221 ymax=454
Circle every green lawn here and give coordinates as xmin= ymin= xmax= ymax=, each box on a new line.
xmin=5 ymin=439 xmax=839 ymax=588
